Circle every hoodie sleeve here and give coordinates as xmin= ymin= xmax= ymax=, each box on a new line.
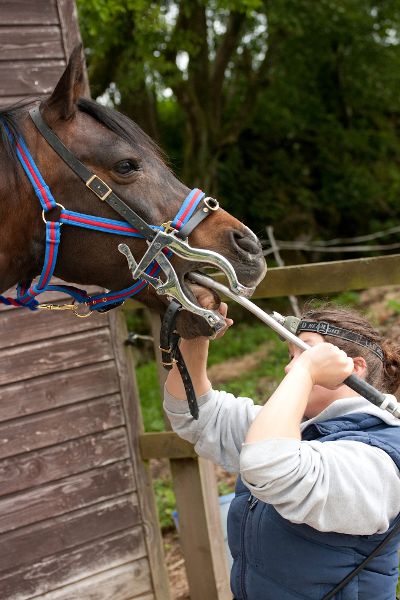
xmin=164 ymin=387 xmax=262 ymax=472
xmin=240 ymin=437 xmax=400 ymax=535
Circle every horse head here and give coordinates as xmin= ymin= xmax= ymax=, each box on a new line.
xmin=0 ymin=46 xmax=266 ymax=337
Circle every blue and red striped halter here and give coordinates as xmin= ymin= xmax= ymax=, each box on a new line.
xmin=0 ymin=116 xmax=206 ymax=314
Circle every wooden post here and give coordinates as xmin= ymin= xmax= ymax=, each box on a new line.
xmin=266 ymin=225 xmax=301 ymax=316
xmin=109 ymin=310 xmax=172 ymax=600
xmin=147 ymin=311 xmax=231 ymax=600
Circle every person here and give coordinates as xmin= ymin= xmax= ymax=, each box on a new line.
xmin=163 ymin=298 xmax=400 ymax=600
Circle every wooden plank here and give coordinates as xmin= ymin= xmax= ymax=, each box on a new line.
xmin=0 ymin=361 xmax=120 ymax=422
xmin=0 ymin=303 xmax=105 ymax=350
xmin=149 ymin=311 xmax=230 ymax=599
xmin=0 ymin=328 xmax=113 ymax=386
xmin=139 ymin=432 xmax=196 ymax=460
xmin=0 ymin=60 xmax=65 ymax=96
xmin=0 ymin=96 xmax=38 ymax=108
xmin=123 ymin=254 xmax=400 ymax=311
xmin=27 ymin=560 xmax=153 ymax=600
xmin=251 ymin=254 xmax=400 ymax=299
xmin=0 ymin=460 xmax=135 ymax=534
xmin=0 ymin=428 xmax=130 ymax=497
xmin=0 ymin=395 xmax=125 ymax=459
xmin=0 ymin=528 xmax=147 ymax=599
xmin=108 ymin=310 xmax=171 ymax=600
xmin=169 ymin=457 xmax=231 ymax=600
xmin=0 ymin=27 xmax=64 ymax=60
xmin=57 ymin=0 xmax=91 ymax=96
xmin=0 ymin=494 xmax=140 ymax=573
xmin=0 ymin=1 xmax=59 ymax=25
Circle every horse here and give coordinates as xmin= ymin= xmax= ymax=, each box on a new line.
xmin=0 ymin=46 xmax=266 ymax=339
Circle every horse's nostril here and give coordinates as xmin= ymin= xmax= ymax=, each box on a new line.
xmin=231 ymin=230 xmax=262 ymax=255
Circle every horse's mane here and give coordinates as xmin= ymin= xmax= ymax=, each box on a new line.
xmin=0 ymin=103 xmax=29 ymax=164
xmin=0 ymin=101 xmax=35 ymax=182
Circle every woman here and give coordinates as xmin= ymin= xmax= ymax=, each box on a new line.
xmin=164 ymin=300 xmax=400 ymax=599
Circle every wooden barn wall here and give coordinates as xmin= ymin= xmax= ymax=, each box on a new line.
xmin=0 ymin=0 xmax=86 ymax=107
xmin=0 ymin=2 xmax=168 ymax=599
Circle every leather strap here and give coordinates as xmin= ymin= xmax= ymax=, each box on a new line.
xmin=160 ymin=299 xmax=199 ymax=419
xmin=176 ymin=204 xmax=211 ymax=239
xmin=29 ymin=107 xmax=157 ymax=241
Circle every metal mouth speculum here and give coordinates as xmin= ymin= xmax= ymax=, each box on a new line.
xmin=118 ymin=229 xmax=254 ymax=333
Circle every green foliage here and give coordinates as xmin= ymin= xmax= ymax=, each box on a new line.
xmin=77 ymin=0 xmax=400 ymax=248
xmin=387 ymin=299 xmax=400 ymax=313
xmin=154 ymin=476 xmax=177 ymax=530
xmin=218 ymin=1 xmax=400 ymax=243
xmin=136 ymin=360 xmax=164 ymax=432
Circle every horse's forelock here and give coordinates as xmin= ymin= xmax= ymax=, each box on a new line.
xmin=77 ymin=98 xmax=167 ymax=164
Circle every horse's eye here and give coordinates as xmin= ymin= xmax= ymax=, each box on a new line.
xmin=114 ymin=159 xmax=140 ymax=175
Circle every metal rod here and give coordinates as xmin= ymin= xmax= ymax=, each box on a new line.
xmin=189 ymin=272 xmax=400 ymax=419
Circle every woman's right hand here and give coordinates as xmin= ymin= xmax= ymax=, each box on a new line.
xmin=296 ymin=343 xmax=354 ymax=389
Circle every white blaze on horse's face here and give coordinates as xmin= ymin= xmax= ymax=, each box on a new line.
xmin=17 ymin=46 xmax=267 ymax=336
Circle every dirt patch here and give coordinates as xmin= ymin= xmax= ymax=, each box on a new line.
xmin=208 ymin=342 xmax=272 ymax=385
xmin=164 ymin=530 xmax=190 ymax=600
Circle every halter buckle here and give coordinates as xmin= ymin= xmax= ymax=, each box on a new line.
xmin=161 ymin=220 xmax=176 ymax=234
xmin=85 ymin=174 xmax=112 ymax=201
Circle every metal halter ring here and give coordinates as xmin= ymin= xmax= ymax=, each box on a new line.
xmin=203 ymin=197 xmax=219 ymax=211
xmin=42 ymin=203 xmax=65 ymax=225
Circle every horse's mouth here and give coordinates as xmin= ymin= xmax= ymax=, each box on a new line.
xmin=182 ymin=271 xmax=222 ymax=312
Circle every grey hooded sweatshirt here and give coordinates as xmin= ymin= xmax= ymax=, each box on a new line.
xmin=164 ymin=388 xmax=400 ymax=535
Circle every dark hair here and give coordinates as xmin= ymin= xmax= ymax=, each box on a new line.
xmin=301 ymin=302 xmax=400 ymax=395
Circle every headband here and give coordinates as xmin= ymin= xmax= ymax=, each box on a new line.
xmin=282 ymin=316 xmax=384 ymax=362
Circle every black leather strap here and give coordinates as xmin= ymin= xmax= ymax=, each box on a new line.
xmin=160 ymin=300 xmax=181 ymax=368
xmin=160 ymin=300 xmax=199 ymax=419
xmin=29 ymin=106 xmax=157 ymax=241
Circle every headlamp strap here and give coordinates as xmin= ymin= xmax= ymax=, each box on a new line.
xmin=297 ymin=320 xmax=384 ymax=362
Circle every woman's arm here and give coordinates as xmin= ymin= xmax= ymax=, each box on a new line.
xmin=164 ymin=301 xmax=262 ymax=472
xmin=245 ymin=343 xmax=354 ymax=443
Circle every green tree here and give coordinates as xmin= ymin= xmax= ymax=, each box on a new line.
xmin=77 ymin=0 xmax=400 ymax=244
xmin=77 ymin=0 xmax=277 ymax=192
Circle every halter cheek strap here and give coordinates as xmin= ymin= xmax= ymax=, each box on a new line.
xmin=0 ymin=122 xmax=207 ymax=312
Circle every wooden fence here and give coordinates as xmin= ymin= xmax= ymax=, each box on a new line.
xmin=136 ymin=252 xmax=400 ymax=600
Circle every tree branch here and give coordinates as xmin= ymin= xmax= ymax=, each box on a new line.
xmin=211 ymin=11 xmax=245 ymax=99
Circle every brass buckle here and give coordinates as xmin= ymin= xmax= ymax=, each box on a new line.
xmin=161 ymin=220 xmax=176 ymax=234
xmin=85 ymin=174 xmax=112 ymax=201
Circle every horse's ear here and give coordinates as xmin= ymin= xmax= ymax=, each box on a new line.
xmin=42 ymin=45 xmax=86 ymax=123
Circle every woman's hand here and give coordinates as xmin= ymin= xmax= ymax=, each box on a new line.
xmin=165 ymin=291 xmax=233 ymax=401
xmin=296 ymin=343 xmax=354 ymax=389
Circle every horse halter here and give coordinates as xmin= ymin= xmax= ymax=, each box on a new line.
xmin=0 ymin=105 xmax=254 ymax=417
xmin=1 ymin=106 xmax=253 ymax=316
